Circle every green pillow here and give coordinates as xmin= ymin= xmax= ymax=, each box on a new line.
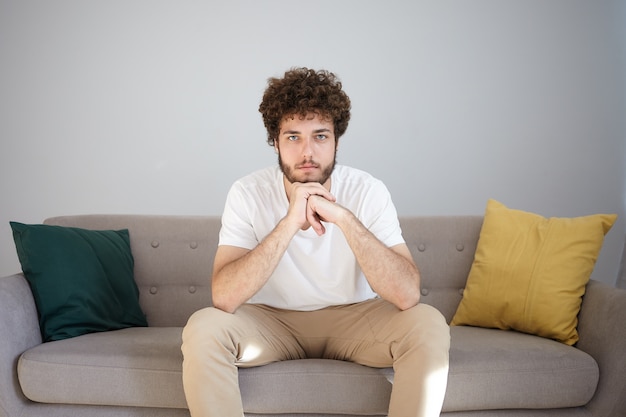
xmin=10 ymin=222 xmax=148 ymax=341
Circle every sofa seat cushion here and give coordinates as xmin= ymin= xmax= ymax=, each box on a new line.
xmin=18 ymin=326 xmax=599 ymax=413
xmin=18 ymin=327 xmax=187 ymax=408
xmin=444 ymin=326 xmax=598 ymax=411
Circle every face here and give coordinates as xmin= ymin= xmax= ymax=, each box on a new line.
xmin=275 ymin=113 xmax=337 ymax=188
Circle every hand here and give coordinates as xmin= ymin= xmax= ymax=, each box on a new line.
xmin=285 ymin=182 xmax=336 ymax=233
xmin=306 ymin=194 xmax=348 ymax=236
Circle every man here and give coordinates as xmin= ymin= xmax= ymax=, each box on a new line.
xmin=181 ymin=67 xmax=450 ymax=417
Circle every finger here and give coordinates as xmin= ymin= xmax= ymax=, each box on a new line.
xmin=306 ymin=200 xmax=325 ymax=236
xmin=295 ymin=182 xmax=336 ymax=202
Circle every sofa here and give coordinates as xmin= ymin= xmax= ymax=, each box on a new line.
xmin=1 ymin=213 xmax=625 ymax=417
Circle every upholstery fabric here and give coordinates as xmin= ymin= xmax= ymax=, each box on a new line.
xmin=18 ymin=326 xmax=598 ymax=413
xmin=617 ymin=234 xmax=626 ymax=290
xmin=10 ymin=222 xmax=147 ymax=341
xmin=19 ymin=327 xmax=186 ymax=408
xmin=576 ymin=280 xmax=626 ymax=415
xmin=445 ymin=326 xmax=597 ymax=411
xmin=3 ymin=214 xmax=621 ymax=417
xmin=451 ymin=200 xmax=616 ymax=345
xmin=44 ymin=215 xmax=219 ymax=327
xmin=400 ymin=216 xmax=482 ymax=322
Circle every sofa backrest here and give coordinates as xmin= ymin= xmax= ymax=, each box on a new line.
xmin=44 ymin=214 xmax=483 ymax=326
xmin=400 ymin=216 xmax=482 ymax=321
xmin=45 ymin=215 xmax=219 ymax=327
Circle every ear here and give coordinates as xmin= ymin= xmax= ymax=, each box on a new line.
xmin=274 ymin=140 xmax=279 ymax=154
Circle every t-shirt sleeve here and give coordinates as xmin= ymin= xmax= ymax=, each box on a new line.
xmin=218 ymin=181 xmax=259 ymax=250
xmin=359 ymin=180 xmax=405 ymax=248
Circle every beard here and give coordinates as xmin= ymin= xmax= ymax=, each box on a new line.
xmin=278 ymin=152 xmax=337 ymax=185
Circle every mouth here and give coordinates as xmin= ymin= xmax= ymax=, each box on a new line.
xmin=297 ymin=162 xmax=319 ymax=170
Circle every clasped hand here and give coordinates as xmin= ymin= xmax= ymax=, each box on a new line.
xmin=287 ymin=182 xmax=346 ymax=236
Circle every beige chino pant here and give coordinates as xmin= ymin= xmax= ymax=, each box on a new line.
xmin=182 ymin=298 xmax=450 ymax=417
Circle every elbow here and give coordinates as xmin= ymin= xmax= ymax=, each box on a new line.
xmin=396 ymin=292 xmax=421 ymax=311
xmin=395 ymin=280 xmax=421 ymax=311
xmin=395 ymin=263 xmax=422 ymax=311
xmin=211 ymin=276 xmax=242 ymax=313
xmin=211 ymin=292 xmax=239 ymax=314
xmin=212 ymin=301 xmax=237 ymax=314
xmin=212 ymin=302 xmax=236 ymax=314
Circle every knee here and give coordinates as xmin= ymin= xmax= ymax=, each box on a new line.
xmin=184 ymin=306 xmax=219 ymax=333
xmin=182 ymin=307 xmax=234 ymax=351
xmin=403 ymin=304 xmax=451 ymax=350
xmin=185 ymin=306 xmax=228 ymax=327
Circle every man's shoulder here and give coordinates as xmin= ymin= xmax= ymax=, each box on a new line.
xmin=223 ymin=166 xmax=284 ymax=218
xmin=333 ymin=165 xmax=382 ymax=186
xmin=234 ymin=166 xmax=281 ymax=188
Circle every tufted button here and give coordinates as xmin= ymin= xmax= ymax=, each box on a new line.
xmin=150 ymin=286 xmax=158 ymax=295
xmin=151 ymin=241 xmax=160 ymax=248
xmin=456 ymin=243 xmax=465 ymax=251
xmin=190 ymin=241 xmax=198 ymax=249
xmin=417 ymin=244 xmax=426 ymax=252
xmin=421 ymin=288 xmax=429 ymax=296
xmin=189 ymin=286 xmax=197 ymax=294
xmin=459 ymin=288 xmax=465 ymax=296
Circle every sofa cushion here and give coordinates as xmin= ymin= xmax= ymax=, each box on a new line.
xmin=444 ymin=326 xmax=598 ymax=412
xmin=18 ymin=326 xmax=598 ymax=413
xmin=451 ymin=199 xmax=616 ymax=345
xmin=18 ymin=327 xmax=186 ymax=408
xmin=10 ymin=222 xmax=148 ymax=341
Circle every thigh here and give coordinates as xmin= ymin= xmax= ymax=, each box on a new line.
xmin=234 ymin=304 xmax=308 ymax=367
xmin=184 ymin=305 xmax=306 ymax=368
xmin=273 ymin=298 xmax=390 ymax=362
xmin=316 ymin=299 xmax=448 ymax=367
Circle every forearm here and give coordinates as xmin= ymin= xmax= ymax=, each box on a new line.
xmin=337 ymin=211 xmax=421 ymax=310
xmin=212 ymin=217 xmax=299 ymax=313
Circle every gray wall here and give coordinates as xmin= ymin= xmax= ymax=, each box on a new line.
xmin=1 ymin=1 xmax=625 ymax=286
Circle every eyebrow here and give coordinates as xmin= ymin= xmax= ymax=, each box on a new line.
xmin=281 ymin=128 xmax=332 ymax=135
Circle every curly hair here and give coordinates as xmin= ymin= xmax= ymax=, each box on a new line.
xmin=259 ymin=68 xmax=351 ymax=146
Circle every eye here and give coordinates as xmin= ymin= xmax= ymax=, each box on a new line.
xmin=287 ymin=135 xmax=299 ymax=141
xmin=315 ymin=134 xmax=328 ymax=141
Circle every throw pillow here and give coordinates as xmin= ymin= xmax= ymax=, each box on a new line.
xmin=10 ymin=222 xmax=148 ymax=342
xmin=450 ymin=199 xmax=616 ymax=345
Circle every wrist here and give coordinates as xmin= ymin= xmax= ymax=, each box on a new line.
xmin=279 ymin=215 xmax=305 ymax=236
xmin=334 ymin=206 xmax=355 ymax=230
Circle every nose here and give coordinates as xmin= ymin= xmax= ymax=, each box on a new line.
xmin=302 ymin=137 xmax=313 ymax=159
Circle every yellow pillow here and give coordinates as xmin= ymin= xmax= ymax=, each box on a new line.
xmin=451 ymin=199 xmax=616 ymax=345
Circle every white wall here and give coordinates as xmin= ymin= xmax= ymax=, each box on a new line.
xmin=1 ymin=0 xmax=625 ymax=285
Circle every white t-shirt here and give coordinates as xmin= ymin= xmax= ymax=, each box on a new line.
xmin=219 ymin=165 xmax=405 ymax=311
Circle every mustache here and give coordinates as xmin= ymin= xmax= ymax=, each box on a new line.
xmin=295 ymin=159 xmax=320 ymax=168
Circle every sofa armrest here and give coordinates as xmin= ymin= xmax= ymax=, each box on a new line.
xmin=0 ymin=273 xmax=42 ymax=417
xmin=576 ymin=279 xmax=626 ymax=417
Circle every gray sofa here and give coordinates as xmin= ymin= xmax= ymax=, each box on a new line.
xmin=1 ymin=214 xmax=625 ymax=417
